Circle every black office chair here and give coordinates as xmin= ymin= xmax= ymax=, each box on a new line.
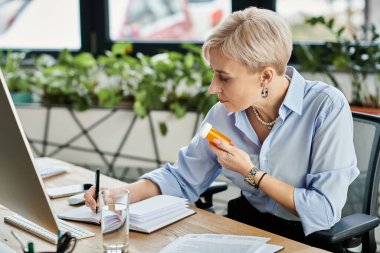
xmin=196 ymin=112 xmax=380 ymax=251
xmin=195 ymin=181 xmax=228 ymax=212
xmin=311 ymin=112 xmax=380 ymax=252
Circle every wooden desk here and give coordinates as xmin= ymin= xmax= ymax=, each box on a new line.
xmin=0 ymin=163 xmax=328 ymax=253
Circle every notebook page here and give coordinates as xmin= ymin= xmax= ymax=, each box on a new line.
xmin=130 ymin=205 xmax=187 ymax=222
xmin=130 ymin=195 xmax=188 ymax=217
xmin=130 ymin=208 xmax=194 ymax=228
xmin=58 ymin=205 xmax=100 ymax=223
xmin=158 ymin=234 xmax=270 ymax=253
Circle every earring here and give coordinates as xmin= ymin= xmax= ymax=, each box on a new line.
xmin=261 ymin=86 xmax=268 ymax=98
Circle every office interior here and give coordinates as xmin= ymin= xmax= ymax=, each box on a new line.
xmin=1 ymin=0 xmax=380 ymax=252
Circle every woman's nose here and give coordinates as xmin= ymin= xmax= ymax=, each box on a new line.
xmin=208 ymin=78 xmax=222 ymax=95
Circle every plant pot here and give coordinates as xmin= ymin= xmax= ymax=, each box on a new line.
xmin=350 ymin=106 xmax=380 ymax=115
xmin=15 ymin=105 xmax=202 ymax=178
xmin=11 ymin=92 xmax=33 ymax=104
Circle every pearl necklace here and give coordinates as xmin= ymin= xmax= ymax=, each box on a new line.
xmin=251 ymin=74 xmax=289 ymax=130
xmin=252 ymin=107 xmax=279 ymax=130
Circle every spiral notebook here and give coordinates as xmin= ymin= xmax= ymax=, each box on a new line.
xmin=58 ymin=195 xmax=196 ymax=233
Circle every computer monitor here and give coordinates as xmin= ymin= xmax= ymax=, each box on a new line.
xmin=0 ymin=69 xmax=59 ymax=234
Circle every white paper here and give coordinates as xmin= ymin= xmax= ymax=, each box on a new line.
xmin=58 ymin=205 xmax=100 ymax=223
xmin=158 ymin=234 xmax=280 ymax=253
xmin=35 ymin=157 xmax=69 ymax=178
xmin=0 ymin=242 xmax=16 ymax=253
xmin=130 ymin=208 xmax=195 ymax=233
xmin=129 ymin=195 xmax=188 ymax=218
xmin=58 ymin=195 xmax=195 ymax=233
xmin=102 ymin=209 xmax=127 ymax=234
xmin=255 ymin=244 xmax=284 ymax=253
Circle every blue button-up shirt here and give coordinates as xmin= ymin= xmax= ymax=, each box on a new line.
xmin=142 ymin=67 xmax=359 ymax=235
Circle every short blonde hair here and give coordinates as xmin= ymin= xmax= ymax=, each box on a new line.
xmin=202 ymin=7 xmax=293 ymax=75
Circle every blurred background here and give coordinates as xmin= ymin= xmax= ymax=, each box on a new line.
xmin=0 ymin=0 xmax=378 ymax=51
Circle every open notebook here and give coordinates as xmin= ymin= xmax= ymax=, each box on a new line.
xmin=102 ymin=208 xmax=128 ymax=234
xmin=58 ymin=195 xmax=196 ymax=233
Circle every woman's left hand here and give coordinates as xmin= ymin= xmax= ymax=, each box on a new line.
xmin=208 ymin=139 xmax=254 ymax=176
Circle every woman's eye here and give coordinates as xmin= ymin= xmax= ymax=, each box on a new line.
xmin=219 ymin=75 xmax=229 ymax=82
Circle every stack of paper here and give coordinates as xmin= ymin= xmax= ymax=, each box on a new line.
xmin=58 ymin=195 xmax=195 ymax=233
xmin=158 ymin=234 xmax=283 ymax=253
xmin=35 ymin=157 xmax=69 ymax=178
xmin=129 ymin=195 xmax=195 ymax=233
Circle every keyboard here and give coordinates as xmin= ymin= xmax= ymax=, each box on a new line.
xmin=4 ymin=214 xmax=95 ymax=244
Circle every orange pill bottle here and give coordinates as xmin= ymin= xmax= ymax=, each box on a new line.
xmin=199 ymin=122 xmax=231 ymax=144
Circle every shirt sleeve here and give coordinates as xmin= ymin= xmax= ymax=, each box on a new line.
xmin=294 ymin=98 xmax=360 ymax=235
xmin=140 ymin=109 xmax=223 ymax=203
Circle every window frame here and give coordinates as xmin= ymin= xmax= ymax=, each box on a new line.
xmin=89 ymin=0 xmax=275 ymax=56
xmin=2 ymin=0 xmax=374 ymax=68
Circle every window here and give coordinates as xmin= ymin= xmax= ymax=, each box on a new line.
xmin=277 ymin=0 xmax=366 ymax=42
xmin=108 ymin=0 xmax=231 ymax=42
xmin=2 ymin=0 xmax=376 ymax=59
xmin=0 ymin=0 xmax=81 ymax=50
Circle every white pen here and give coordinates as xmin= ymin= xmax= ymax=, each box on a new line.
xmin=11 ymin=230 xmax=28 ymax=252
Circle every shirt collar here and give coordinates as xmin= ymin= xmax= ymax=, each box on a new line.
xmin=280 ymin=66 xmax=305 ymax=117
xmin=233 ymin=66 xmax=306 ymax=125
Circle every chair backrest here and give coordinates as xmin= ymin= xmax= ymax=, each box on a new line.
xmin=342 ymin=112 xmax=380 ymax=252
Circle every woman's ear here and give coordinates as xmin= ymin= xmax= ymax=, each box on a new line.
xmin=260 ymin=67 xmax=275 ymax=85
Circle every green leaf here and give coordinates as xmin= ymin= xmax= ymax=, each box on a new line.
xmin=159 ymin=122 xmax=168 ymax=136
xmin=133 ymin=101 xmax=147 ymax=118
xmin=169 ymin=102 xmax=186 ymax=118
xmin=184 ymin=53 xmax=195 ymax=69
xmin=332 ymin=55 xmax=348 ymax=71
xmin=306 ymin=16 xmax=325 ymax=25
xmin=326 ymin=18 xmax=334 ymax=29
xmin=112 ymin=42 xmax=133 ymax=56
xmin=336 ymin=27 xmax=345 ymax=38
xmin=97 ymin=88 xmax=123 ymax=108
xmin=74 ymin=53 xmax=96 ymax=68
xmin=168 ymin=52 xmax=182 ymax=61
xmin=181 ymin=43 xmax=202 ymax=54
xmin=58 ymin=49 xmax=74 ymax=65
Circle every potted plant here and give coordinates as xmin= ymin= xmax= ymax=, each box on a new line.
xmin=28 ymin=43 xmax=216 ymax=135
xmin=130 ymin=44 xmax=216 ymax=134
xmin=295 ymin=16 xmax=380 ymax=113
xmin=10 ymin=43 xmax=216 ymax=171
xmin=31 ymin=49 xmax=102 ymax=111
xmin=0 ymin=50 xmax=33 ymax=103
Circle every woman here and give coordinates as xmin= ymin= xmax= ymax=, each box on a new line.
xmin=85 ymin=7 xmax=359 ymax=246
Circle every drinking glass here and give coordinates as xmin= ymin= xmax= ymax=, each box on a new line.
xmin=100 ymin=190 xmax=130 ymax=253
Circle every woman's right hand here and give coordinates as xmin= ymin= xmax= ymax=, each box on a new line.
xmin=84 ymin=186 xmax=129 ymax=212
xmin=84 ymin=179 xmax=160 ymax=212
xmin=84 ymin=186 xmax=100 ymax=212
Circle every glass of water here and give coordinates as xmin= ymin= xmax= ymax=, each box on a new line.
xmin=100 ymin=190 xmax=130 ymax=253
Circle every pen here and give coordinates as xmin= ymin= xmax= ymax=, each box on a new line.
xmin=10 ymin=230 xmax=28 ymax=252
xmin=27 ymin=242 xmax=34 ymax=253
xmin=95 ymin=169 xmax=100 ymax=213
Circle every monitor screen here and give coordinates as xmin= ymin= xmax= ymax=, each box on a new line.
xmin=0 ymin=68 xmax=59 ymax=234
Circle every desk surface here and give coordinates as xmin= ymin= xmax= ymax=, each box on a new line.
xmin=0 ymin=162 xmax=328 ymax=253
